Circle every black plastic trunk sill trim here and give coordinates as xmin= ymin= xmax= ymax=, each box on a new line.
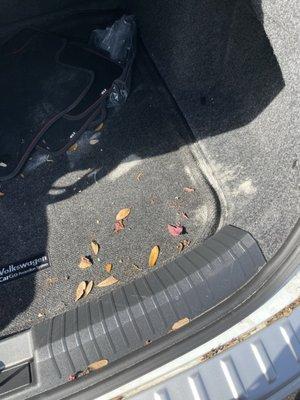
xmin=2 ymin=221 xmax=300 ymax=400
xmin=1 ymin=225 xmax=264 ymax=398
xmin=58 ymin=220 xmax=299 ymax=400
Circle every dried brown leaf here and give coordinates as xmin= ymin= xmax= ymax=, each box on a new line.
xmin=95 ymin=122 xmax=104 ymax=132
xmin=177 ymin=239 xmax=191 ymax=253
xmin=114 ymin=220 xmax=124 ymax=233
xmin=97 ymin=276 xmax=119 ymax=287
xmin=79 ymin=256 xmax=92 ymax=269
xmin=104 ymin=263 xmax=112 ymax=273
xmin=88 ymin=359 xmax=108 ymax=371
xmin=68 ymin=143 xmax=78 ymax=153
xmin=84 ymin=281 xmax=94 ymax=297
xmin=136 ymin=172 xmax=143 ymax=181
xmin=91 ymin=240 xmax=100 ymax=255
xmin=148 ymin=245 xmax=160 ymax=267
xmin=75 ymin=281 xmax=87 ymax=301
xmin=177 ymin=242 xmax=184 ymax=253
xmin=116 ymin=208 xmax=131 ymax=221
xmin=171 ymin=317 xmax=190 ymax=331
xmin=183 ymin=187 xmax=195 ymax=193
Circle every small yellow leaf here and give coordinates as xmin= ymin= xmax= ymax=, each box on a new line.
xmin=84 ymin=281 xmax=94 ymax=297
xmin=68 ymin=143 xmax=78 ymax=153
xmin=79 ymin=256 xmax=92 ymax=269
xmin=97 ymin=276 xmax=119 ymax=287
xmin=0 ymin=192 xmax=5 ymax=197
xmin=88 ymin=359 xmax=108 ymax=371
xmin=171 ymin=317 xmax=190 ymax=331
xmin=91 ymin=240 xmax=100 ymax=255
xmin=75 ymin=281 xmax=87 ymax=301
xmin=116 ymin=208 xmax=131 ymax=221
xmin=148 ymin=245 xmax=160 ymax=267
xmin=95 ymin=122 xmax=104 ymax=132
xmin=104 ymin=263 xmax=112 ymax=273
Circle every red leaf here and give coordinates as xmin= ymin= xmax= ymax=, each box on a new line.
xmin=68 ymin=374 xmax=77 ymax=382
xmin=167 ymin=224 xmax=184 ymax=237
xmin=114 ymin=220 xmax=124 ymax=233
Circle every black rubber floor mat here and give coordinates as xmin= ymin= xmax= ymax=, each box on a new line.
xmin=39 ymin=102 xmax=104 ymax=153
xmin=0 ymin=31 xmax=93 ymax=181
xmin=63 ymin=44 xmax=122 ymax=117
xmin=38 ymin=43 xmax=122 ymax=153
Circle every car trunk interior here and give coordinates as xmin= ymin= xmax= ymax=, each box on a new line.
xmin=0 ymin=0 xmax=298 ymax=345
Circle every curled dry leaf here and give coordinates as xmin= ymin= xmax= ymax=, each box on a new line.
xmin=91 ymin=240 xmax=100 ymax=255
xmin=97 ymin=276 xmax=119 ymax=287
xmin=183 ymin=187 xmax=195 ymax=193
xmin=104 ymin=263 xmax=112 ymax=273
xmin=116 ymin=208 xmax=131 ymax=221
xmin=95 ymin=122 xmax=104 ymax=132
xmin=171 ymin=317 xmax=190 ymax=331
xmin=0 ymin=192 xmax=5 ymax=197
xmin=84 ymin=281 xmax=94 ymax=297
xmin=75 ymin=281 xmax=87 ymax=301
xmin=114 ymin=220 xmax=124 ymax=233
xmin=148 ymin=245 xmax=160 ymax=268
xmin=68 ymin=143 xmax=78 ymax=153
xmin=167 ymin=224 xmax=184 ymax=237
xmin=177 ymin=239 xmax=191 ymax=253
xmin=88 ymin=359 xmax=109 ymax=371
xmin=79 ymin=256 xmax=92 ymax=269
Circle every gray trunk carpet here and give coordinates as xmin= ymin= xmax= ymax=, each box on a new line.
xmin=129 ymin=0 xmax=299 ymax=259
xmin=0 ymin=46 xmax=218 ymax=338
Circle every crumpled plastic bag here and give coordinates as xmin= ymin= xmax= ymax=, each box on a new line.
xmin=89 ymin=15 xmax=136 ymax=107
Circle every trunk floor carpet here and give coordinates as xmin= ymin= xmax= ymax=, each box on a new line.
xmin=0 ymin=31 xmax=93 ymax=180
xmin=131 ymin=0 xmax=299 ymax=259
xmin=0 ymin=46 xmax=218 ymax=338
